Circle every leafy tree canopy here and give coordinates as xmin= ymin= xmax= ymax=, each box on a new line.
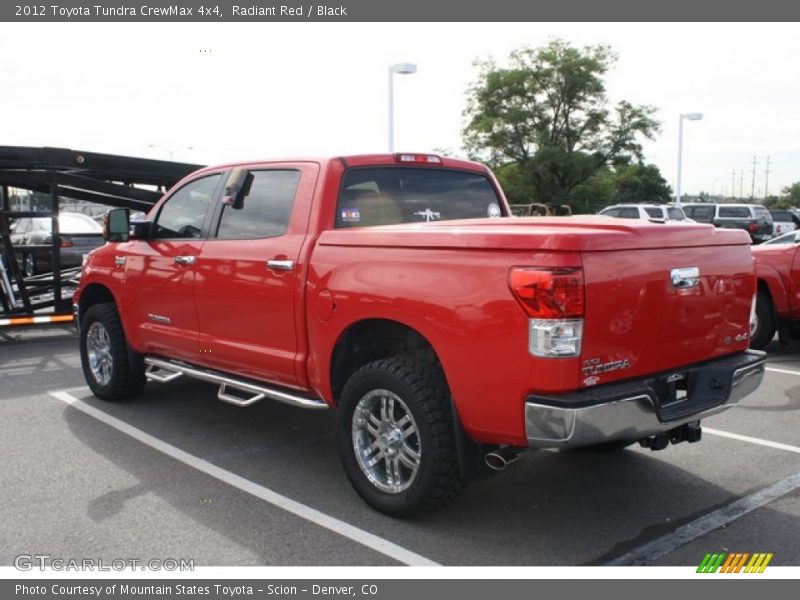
xmin=463 ymin=40 xmax=661 ymax=206
xmin=781 ymin=182 xmax=800 ymax=206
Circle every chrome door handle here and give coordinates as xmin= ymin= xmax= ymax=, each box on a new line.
xmin=267 ymin=259 xmax=294 ymax=271
xmin=174 ymin=256 xmax=197 ymax=265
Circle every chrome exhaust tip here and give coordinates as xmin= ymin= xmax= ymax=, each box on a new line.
xmin=485 ymin=446 xmax=528 ymax=471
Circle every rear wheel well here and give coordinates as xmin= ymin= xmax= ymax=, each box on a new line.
xmin=330 ymin=319 xmax=490 ymax=481
xmin=330 ymin=319 xmax=442 ymax=405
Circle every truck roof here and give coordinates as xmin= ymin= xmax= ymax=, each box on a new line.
xmin=188 ymin=153 xmax=490 ymax=176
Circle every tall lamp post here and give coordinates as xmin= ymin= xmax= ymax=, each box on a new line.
xmin=388 ymin=63 xmax=417 ymax=152
xmin=675 ymin=112 xmax=703 ymax=205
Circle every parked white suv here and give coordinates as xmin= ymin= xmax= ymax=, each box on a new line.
xmin=598 ymin=204 xmax=689 ymax=221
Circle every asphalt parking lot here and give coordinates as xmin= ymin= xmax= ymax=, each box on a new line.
xmin=1 ymin=326 xmax=798 ymax=567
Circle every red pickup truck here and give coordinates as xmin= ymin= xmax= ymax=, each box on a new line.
xmin=751 ymin=230 xmax=800 ymax=348
xmin=74 ymin=153 xmax=765 ymax=515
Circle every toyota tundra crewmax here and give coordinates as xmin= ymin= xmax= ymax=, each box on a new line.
xmin=74 ymin=154 xmax=766 ymax=515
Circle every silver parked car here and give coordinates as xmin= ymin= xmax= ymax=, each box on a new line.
xmin=9 ymin=212 xmax=105 ymax=277
xmin=598 ymin=203 xmax=689 ymax=221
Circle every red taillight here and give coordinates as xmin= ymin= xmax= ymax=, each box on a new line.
xmin=748 ymin=223 xmax=759 ymax=233
xmin=509 ymin=267 xmax=584 ymax=319
xmin=59 ymin=237 xmax=73 ymax=248
xmin=394 ymin=153 xmax=442 ymax=164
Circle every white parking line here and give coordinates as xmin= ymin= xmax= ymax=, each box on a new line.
xmin=47 ymin=390 xmax=439 ymax=567
xmin=765 ymin=366 xmax=800 ymax=376
xmin=605 ymin=470 xmax=800 ymax=566
xmin=704 ymin=428 xmax=800 ymax=454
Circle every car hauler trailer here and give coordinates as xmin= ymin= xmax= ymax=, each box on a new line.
xmin=0 ymin=146 xmax=202 ymax=328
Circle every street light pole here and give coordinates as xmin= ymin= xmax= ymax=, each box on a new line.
xmin=675 ymin=112 xmax=703 ymax=205
xmin=387 ymin=63 xmax=417 ymax=152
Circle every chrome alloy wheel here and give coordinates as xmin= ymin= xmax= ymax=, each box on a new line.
xmin=351 ymin=389 xmax=421 ymax=494
xmin=86 ymin=321 xmax=113 ymax=386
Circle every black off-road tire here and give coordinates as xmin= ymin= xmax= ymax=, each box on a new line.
xmin=750 ymin=290 xmax=776 ymax=350
xmin=79 ymin=303 xmax=145 ymax=401
xmin=338 ymin=358 xmax=465 ymax=517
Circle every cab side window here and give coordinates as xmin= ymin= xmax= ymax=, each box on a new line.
xmin=154 ymin=174 xmax=222 ymax=239
xmin=215 ymin=170 xmax=300 ymax=240
xmin=718 ymin=206 xmax=750 ymax=219
xmin=644 ymin=207 xmax=662 ymax=219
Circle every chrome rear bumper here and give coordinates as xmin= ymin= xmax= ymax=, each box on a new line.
xmin=525 ymin=350 xmax=765 ymax=448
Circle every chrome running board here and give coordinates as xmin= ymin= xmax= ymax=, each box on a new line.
xmin=143 ymin=357 xmax=328 ymax=410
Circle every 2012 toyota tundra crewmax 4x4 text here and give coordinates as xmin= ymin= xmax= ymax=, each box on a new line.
xmin=74 ymin=153 xmax=766 ymax=516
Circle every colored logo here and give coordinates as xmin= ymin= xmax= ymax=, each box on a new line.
xmin=697 ymin=552 xmax=773 ymax=573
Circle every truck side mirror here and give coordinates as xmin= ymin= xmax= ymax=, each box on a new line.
xmin=104 ymin=208 xmax=130 ymax=242
xmin=222 ymin=168 xmax=254 ymax=210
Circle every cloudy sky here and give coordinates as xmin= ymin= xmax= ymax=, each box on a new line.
xmin=1 ymin=22 xmax=799 ymax=198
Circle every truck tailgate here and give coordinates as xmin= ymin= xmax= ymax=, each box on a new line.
xmin=580 ymin=244 xmax=755 ymax=388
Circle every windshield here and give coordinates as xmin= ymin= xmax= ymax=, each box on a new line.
xmin=764 ymin=230 xmax=799 ymax=245
xmin=335 ymin=167 xmax=504 ymax=228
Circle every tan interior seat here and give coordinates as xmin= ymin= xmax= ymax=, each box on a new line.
xmin=340 ymin=189 xmax=402 ymax=227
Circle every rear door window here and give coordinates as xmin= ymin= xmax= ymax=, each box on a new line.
xmin=718 ymin=206 xmax=751 ymax=218
xmin=644 ymin=207 xmax=662 ymax=219
xmin=215 ymin=170 xmax=301 ymax=239
xmin=336 ymin=167 xmax=503 ymax=228
xmin=618 ymin=208 xmax=639 ymax=219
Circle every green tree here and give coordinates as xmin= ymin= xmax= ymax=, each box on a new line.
xmin=781 ymin=182 xmax=800 ymax=206
xmin=492 ymin=162 xmax=534 ymax=205
xmin=463 ymin=40 xmax=660 ymax=205
xmin=569 ymin=167 xmax=615 ymax=214
xmin=611 ymin=162 xmax=672 ymax=204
